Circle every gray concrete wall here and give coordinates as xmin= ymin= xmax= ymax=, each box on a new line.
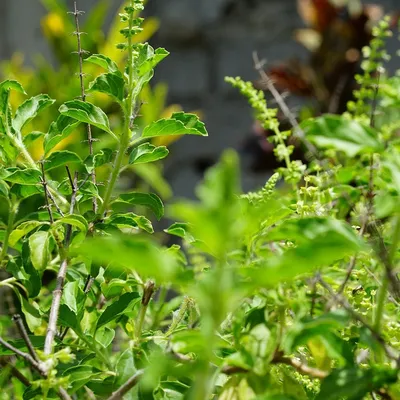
xmin=0 ymin=0 xmax=398 ymax=197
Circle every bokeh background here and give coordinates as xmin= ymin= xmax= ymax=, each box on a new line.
xmin=0 ymin=0 xmax=398 ymax=198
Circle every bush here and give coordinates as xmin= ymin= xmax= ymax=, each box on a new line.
xmin=0 ymin=2 xmax=399 ymax=399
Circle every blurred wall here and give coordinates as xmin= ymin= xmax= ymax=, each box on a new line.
xmin=0 ymin=0 xmax=398 ymax=197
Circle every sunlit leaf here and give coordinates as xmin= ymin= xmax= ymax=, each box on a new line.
xmin=129 ymin=143 xmax=169 ymax=165
xmin=142 ymin=112 xmax=208 ymax=138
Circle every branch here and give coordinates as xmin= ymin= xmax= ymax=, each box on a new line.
xmin=12 ymin=314 xmax=39 ymax=363
xmin=44 ymin=170 xmax=78 ymax=356
xmin=73 ymin=1 xmax=97 ymax=213
xmin=252 ymin=52 xmax=318 ymax=159
xmin=106 ymin=370 xmax=144 ymax=400
xmin=0 ymin=357 xmax=31 ymax=386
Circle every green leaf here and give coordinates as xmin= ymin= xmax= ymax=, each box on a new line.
xmin=44 ymin=114 xmax=81 ymax=154
xmin=246 ymin=217 xmax=363 ymax=287
xmin=12 ymin=288 xmax=41 ymax=331
xmin=115 ymin=348 xmax=137 ymax=388
xmin=88 ymin=72 xmax=125 ymax=102
xmin=137 ymin=47 xmax=169 ymax=76
xmin=107 ymin=212 xmax=154 ymax=233
xmin=62 ymin=365 xmax=102 ymax=393
xmin=97 ymin=292 xmax=140 ymax=329
xmin=129 ymin=143 xmax=169 ymax=165
xmin=13 ymin=94 xmax=55 ymax=132
xmin=0 ymin=180 xmax=8 ymax=197
xmin=316 ymin=367 xmax=397 ymax=400
xmin=59 ymin=100 xmax=114 ymax=137
xmin=84 ymin=148 xmax=114 ymax=173
xmin=3 ymin=168 xmax=42 ymax=185
xmin=0 ymin=79 xmax=26 ymax=95
xmin=302 ymin=115 xmax=383 ymax=156
xmin=62 ymin=281 xmax=85 ymax=314
xmin=44 ymin=150 xmax=82 ymax=171
xmin=29 ymin=231 xmax=52 ymax=271
xmin=9 ymin=221 xmax=48 ymax=246
xmin=95 ymin=326 xmax=115 ymax=348
xmin=58 ymin=304 xmax=80 ymax=332
xmin=114 ymin=192 xmax=164 ymax=220
xmin=23 ymin=131 xmax=44 ymax=147
xmin=54 ymin=214 xmax=88 ymax=234
xmin=75 ymin=234 xmax=179 ymax=282
xmin=84 ymin=54 xmax=120 ymax=75
xmin=142 ymin=112 xmax=208 ymax=138
xmin=164 ymin=223 xmax=194 ymax=242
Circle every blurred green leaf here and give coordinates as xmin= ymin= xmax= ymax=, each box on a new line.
xmin=114 ymin=192 xmax=164 ymax=220
xmin=142 ymin=112 xmax=208 ymax=138
xmin=302 ymin=115 xmax=383 ymax=156
xmin=29 ymin=230 xmax=52 ymax=271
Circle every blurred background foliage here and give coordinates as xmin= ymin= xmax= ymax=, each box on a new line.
xmin=0 ymin=0 xmax=195 ymax=206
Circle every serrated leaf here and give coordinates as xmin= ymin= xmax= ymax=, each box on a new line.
xmin=84 ymin=54 xmax=120 ymax=75
xmin=88 ymin=72 xmax=125 ymax=102
xmin=55 ymin=214 xmax=88 ymax=233
xmin=142 ymin=112 xmax=208 ymax=138
xmin=97 ymin=292 xmax=140 ymax=329
xmin=115 ymin=192 xmax=164 ymax=220
xmin=137 ymin=47 xmax=169 ymax=76
xmin=13 ymin=94 xmax=55 ymax=132
xmin=302 ymin=115 xmax=383 ymax=156
xmin=29 ymin=231 xmax=51 ymax=271
xmin=59 ymin=100 xmax=115 ymax=137
xmin=84 ymin=148 xmax=114 ymax=173
xmin=44 ymin=114 xmax=81 ymax=154
xmin=107 ymin=212 xmax=154 ymax=233
xmin=3 ymin=168 xmax=42 ymax=185
xmin=9 ymin=221 xmax=48 ymax=246
xmin=164 ymin=222 xmax=194 ymax=242
xmin=129 ymin=143 xmax=169 ymax=165
xmin=44 ymin=150 xmax=82 ymax=171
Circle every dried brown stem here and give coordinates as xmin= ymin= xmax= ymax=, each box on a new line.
xmin=252 ymin=52 xmax=318 ymax=158
xmin=73 ymin=1 xmax=97 ymax=213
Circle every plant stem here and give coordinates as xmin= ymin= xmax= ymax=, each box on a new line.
xmin=374 ymin=277 xmax=388 ymax=332
xmin=44 ymin=172 xmax=78 ymax=356
xmin=99 ymin=6 xmax=137 ymax=217
xmin=0 ymin=200 xmax=18 ymax=264
xmin=135 ymin=281 xmax=155 ymax=340
xmin=73 ymin=1 xmax=98 ymax=213
xmin=106 ymin=369 xmax=144 ymax=400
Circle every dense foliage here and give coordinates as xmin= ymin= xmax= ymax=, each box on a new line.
xmin=0 ymin=1 xmax=399 ymax=399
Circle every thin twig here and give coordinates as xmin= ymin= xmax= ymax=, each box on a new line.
xmin=106 ymin=370 xmax=144 ymax=400
xmin=0 ymin=336 xmax=46 ymax=376
xmin=40 ymin=161 xmax=54 ymax=224
xmin=12 ymin=314 xmax=39 ymax=363
xmin=44 ymin=170 xmax=78 ymax=356
xmin=272 ymin=352 xmax=328 ymax=379
xmin=73 ymin=1 xmax=97 ymax=213
xmin=252 ymin=52 xmax=318 ymax=158
xmin=0 ymin=357 xmax=31 ymax=386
